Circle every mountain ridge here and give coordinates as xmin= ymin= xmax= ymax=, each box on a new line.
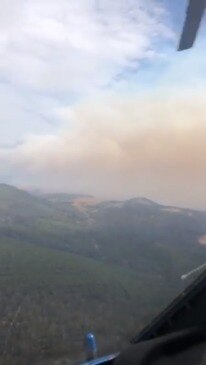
xmin=4 ymin=183 xmax=206 ymax=213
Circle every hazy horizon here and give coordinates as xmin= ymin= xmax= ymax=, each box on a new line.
xmin=2 ymin=181 xmax=206 ymax=212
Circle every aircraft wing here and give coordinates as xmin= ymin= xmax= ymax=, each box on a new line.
xmin=178 ymin=0 xmax=205 ymax=51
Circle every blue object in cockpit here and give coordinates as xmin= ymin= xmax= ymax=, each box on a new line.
xmin=81 ymin=333 xmax=118 ymax=365
xmin=85 ymin=333 xmax=97 ymax=361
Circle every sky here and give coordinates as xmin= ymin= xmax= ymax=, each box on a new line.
xmin=0 ymin=0 xmax=206 ymax=209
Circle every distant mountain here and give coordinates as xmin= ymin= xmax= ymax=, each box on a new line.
xmin=0 ymin=184 xmax=206 ymax=276
xmin=0 ymin=184 xmax=86 ymax=236
xmin=40 ymin=192 xmax=93 ymax=203
xmin=125 ymin=197 xmax=159 ymax=206
xmin=0 ymin=183 xmax=57 ymax=219
xmin=0 ymin=185 xmax=206 ymax=363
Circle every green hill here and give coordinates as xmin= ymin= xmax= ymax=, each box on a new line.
xmin=0 ymin=184 xmax=84 ymax=246
xmin=0 ymin=238 xmax=172 ymax=365
xmin=0 ymin=184 xmax=55 ymax=218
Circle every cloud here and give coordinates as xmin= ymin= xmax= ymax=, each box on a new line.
xmin=1 ymin=91 xmax=206 ymax=209
xmin=0 ymin=0 xmax=173 ymax=94
xmin=1 ymin=0 xmax=206 ymax=210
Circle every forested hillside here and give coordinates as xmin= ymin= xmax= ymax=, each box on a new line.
xmin=0 ymin=184 xmax=206 ymax=364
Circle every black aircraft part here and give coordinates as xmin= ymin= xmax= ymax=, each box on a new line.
xmin=131 ymin=268 xmax=206 ymax=344
xmin=115 ymin=326 xmax=206 ymax=365
xmin=178 ymin=0 xmax=205 ymax=51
